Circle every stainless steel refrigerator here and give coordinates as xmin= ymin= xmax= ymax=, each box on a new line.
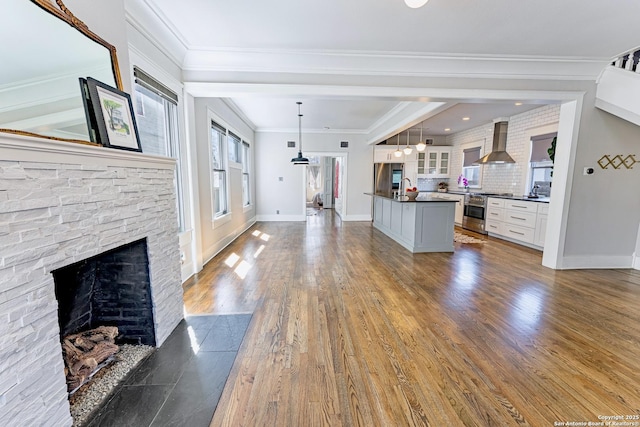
xmin=373 ymin=163 xmax=404 ymax=195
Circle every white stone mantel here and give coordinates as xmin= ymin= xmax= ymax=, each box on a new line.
xmin=0 ymin=133 xmax=184 ymax=426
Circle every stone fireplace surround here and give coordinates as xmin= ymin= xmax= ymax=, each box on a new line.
xmin=0 ymin=134 xmax=184 ymax=426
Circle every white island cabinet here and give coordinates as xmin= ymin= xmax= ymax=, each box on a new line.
xmin=369 ymin=193 xmax=456 ymax=253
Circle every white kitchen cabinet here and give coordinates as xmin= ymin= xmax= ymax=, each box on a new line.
xmin=425 ymin=148 xmax=451 ymax=178
xmin=417 ymin=152 xmax=426 ymax=174
xmin=534 ymin=206 xmax=548 ymax=247
xmin=375 ymin=147 xmax=407 ymax=163
xmin=486 ymin=197 xmax=548 ymax=249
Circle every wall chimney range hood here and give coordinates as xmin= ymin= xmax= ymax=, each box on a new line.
xmin=474 ymin=121 xmax=515 ymax=164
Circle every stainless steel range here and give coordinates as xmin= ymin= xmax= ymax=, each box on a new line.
xmin=462 ymin=193 xmax=488 ymax=234
xmin=462 ymin=193 xmax=513 ymax=234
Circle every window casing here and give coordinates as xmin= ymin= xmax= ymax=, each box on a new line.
xmin=461 ymin=146 xmax=482 ymax=188
xmin=528 ymin=132 xmax=556 ymax=197
xmin=242 ymin=142 xmax=251 ymax=206
xmin=211 ymin=121 xmax=228 ymax=217
xmin=133 ymin=67 xmax=185 ymax=231
xmin=228 ymin=132 xmax=241 ymax=164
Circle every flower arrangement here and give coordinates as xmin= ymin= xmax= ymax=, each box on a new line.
xmin=457 ymin=174 xmax=469 ymax=189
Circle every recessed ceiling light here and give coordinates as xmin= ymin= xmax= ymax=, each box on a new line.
xmin=515 ymin=102 xmax=523 ymax=106
xmin=462 ymin=117 xmax=470 ymax=121
xmin=444 ymin=128 xmax=451 ymax=131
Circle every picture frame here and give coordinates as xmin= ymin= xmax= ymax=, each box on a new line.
xmin=84 ymin=77 xmax=142 ymax=152
xmin=78 ymin=78 xmax=99 ymax=143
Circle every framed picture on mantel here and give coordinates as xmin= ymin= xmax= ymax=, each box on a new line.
xmin=84 ymin=77 xmax=142 ymax=152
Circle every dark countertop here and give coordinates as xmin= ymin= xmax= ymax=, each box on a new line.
xmin=424 ymin=191 xmax=550 ymax=203
xmin=365 ymin=192 xmax=458 ymax=203
xmin=485 ymin=195 xmax=550 ymax=203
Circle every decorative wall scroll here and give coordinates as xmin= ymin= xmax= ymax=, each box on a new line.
xmin=597 ymin=154 xmax=638 ymax=169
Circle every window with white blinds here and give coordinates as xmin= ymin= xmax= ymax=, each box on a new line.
xmin=210 ymin=121 xmax=228 ymax=217
xmin=461 ymin=146 xmax=482 ymax=187
xmin=133 ymin=67 xmax=185 ymax=231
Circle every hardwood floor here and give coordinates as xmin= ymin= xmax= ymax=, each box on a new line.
xmin=182 ymin=210 xmax=640 ymax=426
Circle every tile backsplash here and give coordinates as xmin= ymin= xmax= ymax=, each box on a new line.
xmin=445 ymin=104 xmax=560 ymax=195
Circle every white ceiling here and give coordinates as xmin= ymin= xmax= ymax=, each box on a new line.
xmin=138 ymin=0 xmax=640 ymax=136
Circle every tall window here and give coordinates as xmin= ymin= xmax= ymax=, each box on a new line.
xmin=133 ymin=67 xmax=185 ymax=232
xmin=228 ymin=132 xmax=241 ymax=164
xmin=242 ymin=142 xmax=251 ymax=206
xmin=529 ymin=132 xmax=556 ymax=197
xmin=211 ymin=121 xmax=228 ymax=217
xmin=461 ymin=146 xmax=481 ymax=187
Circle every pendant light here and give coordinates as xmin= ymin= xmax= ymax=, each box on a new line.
xmin=394 ymin=134 xmax=403 ymax=157
xmin=291 ymin=101 xmax=309 ymax=165
xmin=416 ymin=121 xmax=426 ymax=152
xmin=403 ymin=129 xmax=413 ymax=155
xmin=405 ymin=0 xmax=429 ymax=8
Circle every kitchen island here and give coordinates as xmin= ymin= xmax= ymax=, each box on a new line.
xmin=366 ymin=193 xmax=457 ymax=253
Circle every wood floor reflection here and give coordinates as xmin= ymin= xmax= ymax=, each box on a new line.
xmin=182 ymin=210 xmax=640 ymax=426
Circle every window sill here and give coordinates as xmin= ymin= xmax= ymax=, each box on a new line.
xmin=211 ymin=212 xmax=232 ymax=229
xmin=243 ymin=204 xmax=253 ymax=213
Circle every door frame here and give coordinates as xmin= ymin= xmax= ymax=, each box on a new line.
xmin=302 ymin=151 xmax=348 ymax=219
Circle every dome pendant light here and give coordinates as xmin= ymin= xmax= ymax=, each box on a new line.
xmin=291 ymin=101 xmax=309 ymax=165
xmin=403 ymin=129 xmax=413 ymax=155
xmin=416 ymin=121 xmax=426 ymax=152
xmin=405 ymin=0 xmax=429 ymax=8
xmin=394 ymin=134 xmax=403 ymax=158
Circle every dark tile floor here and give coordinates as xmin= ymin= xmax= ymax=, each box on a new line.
xmin=85 ymin=314 xmax=252 ymax=427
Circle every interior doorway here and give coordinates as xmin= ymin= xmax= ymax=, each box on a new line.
xmin=303 ymin=152 xmax=347 ymax=221
xmin=305 ymin=156 xmax=332 ymax=217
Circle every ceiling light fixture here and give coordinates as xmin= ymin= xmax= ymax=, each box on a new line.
xmin=291 ymin=102 xmax=309 ymax=165
xmin=403 ymin=129 xmax=413 ymax=155
xmin=444 ymin=128 xmax=451 ymax=132
xmin=394 ymin=134 xmax=403 ymax=157
xmin=404 ymin=0 xmax=429 ymax=8
xmin=515 ymin=102 xmax=523 ymax=106
xmin=462 ymin=117 xmax=470 ymax=121
xmin=416 ymin=122 xmax=426 ymax=152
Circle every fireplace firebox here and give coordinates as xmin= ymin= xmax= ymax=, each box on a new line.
xmin=53 ymin=238 xmax=156 ymax=346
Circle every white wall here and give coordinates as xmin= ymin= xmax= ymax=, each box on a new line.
xmin=192 ymin=98 xmax=257 ymax=268
xmin=255 ymin=132 xmax=372 ymax=222
xmin=560 ymin=88 xmax=640 ymax=268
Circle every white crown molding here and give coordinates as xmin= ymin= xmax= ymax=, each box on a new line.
xmin=220 ymin=99 xmax=257 ymax=131
xmin=182 ymin=48 xmax=609 ymax=81
xmin=365 ymin=102 xmax=412 ymax=134
xmin=124 ymin=1 xmax=188 ymax=68
xmin=366 ymin=102 xmax=451 ymax=145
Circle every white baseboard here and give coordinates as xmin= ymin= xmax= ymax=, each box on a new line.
xmin=201 ymin=218 xmax=257 ymax=266
xmin=633 ymin=253 xmax=640 ymax=270
xmin=559 ymin=255 xmax=634 ymax=270
xmin=256 ymin=215 xmax=305 ymax=222
xmin=341 ymin=215 xmax=372 ymax=222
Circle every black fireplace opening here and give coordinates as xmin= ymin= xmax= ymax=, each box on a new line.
xmin=52 ymin=238 xmax=156 ymax=346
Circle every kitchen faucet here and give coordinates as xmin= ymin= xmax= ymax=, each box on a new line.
xmin=530 ymin=184 xmax=540 ymax=198
xmin=401 ymin=177 xmax=412 ymax=195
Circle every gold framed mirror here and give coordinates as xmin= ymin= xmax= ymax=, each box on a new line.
xmin=0 ymin=0 xmax=123 ymax=145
